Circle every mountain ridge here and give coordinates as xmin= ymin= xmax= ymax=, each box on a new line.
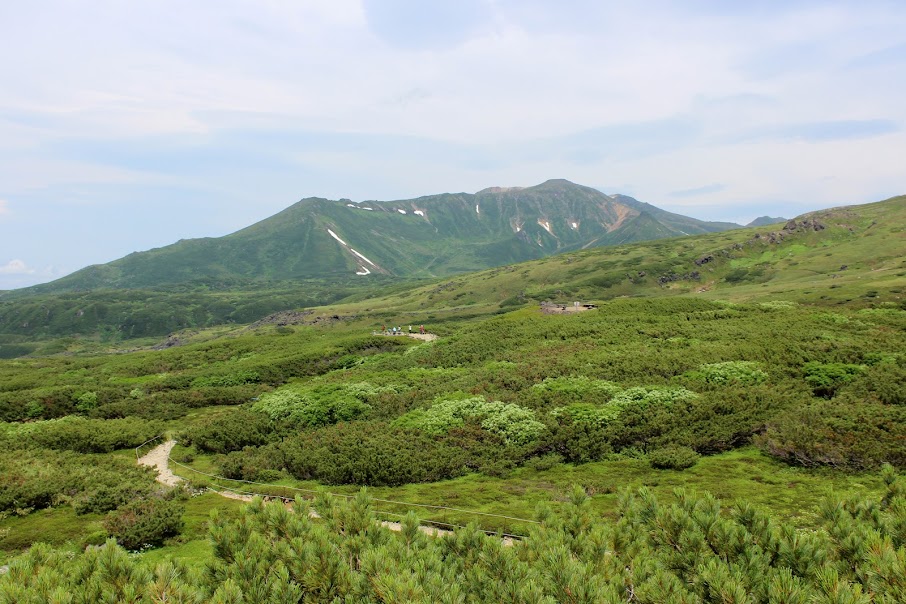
xmin=20 ymin=180 xmax=742 ymax=294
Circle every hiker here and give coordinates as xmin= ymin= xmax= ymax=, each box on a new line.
xmin=419 ymin=325 xmax=425 ymax=334
xmin=382 ymin=325 xmax=386 ymax=332
xmin=408 ymin=325 xmax=412 ymax=334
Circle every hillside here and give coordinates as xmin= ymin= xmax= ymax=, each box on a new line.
xmin=21 ymin=180 xmax=740 ymax=293
xmin=282 ymin=194 xmax=902 ymax=329
xmin=1 ymin=194 xmax=903 ymax=352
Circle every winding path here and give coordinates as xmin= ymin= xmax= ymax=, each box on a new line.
xmin=137 ymin=440 xmax=182 ymax=487
xmin=136 ymin=440 xmax=512 ymax=542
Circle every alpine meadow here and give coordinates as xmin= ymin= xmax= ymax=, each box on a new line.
xmin=2 ymin=184 xmax=905 ymax=602
xmin=3 ymin=2 xmax=906 ymax=601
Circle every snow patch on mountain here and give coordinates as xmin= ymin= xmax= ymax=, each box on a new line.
xmin=327 ymin=229 xmax=347 ymax=246
xmin=350 ymin=249 xmax=376 ymax=267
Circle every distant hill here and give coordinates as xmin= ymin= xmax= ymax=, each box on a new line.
xmin=747 ymin=216 xmax=788 ymax=227
xmin=24 ymin=180 xmax=740 ymax=293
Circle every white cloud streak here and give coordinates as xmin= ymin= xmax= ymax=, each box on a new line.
xmin=0 ymin=259 xmax=33 ymax=275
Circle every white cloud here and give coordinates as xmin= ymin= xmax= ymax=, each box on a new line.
xmin=0 ymin=259 xmax=34 ymax=275
xmin=0 ymin=200 xmax=8 ymax=215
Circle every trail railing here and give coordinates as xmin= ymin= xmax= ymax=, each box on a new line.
xmin=134 ymin=434 xmax=164 ymax=460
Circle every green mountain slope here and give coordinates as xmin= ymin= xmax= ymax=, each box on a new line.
xmin=326 ymin=194 xmax=906 ymax=317
xmin=25 ymin=180 xmax=740 ymax=293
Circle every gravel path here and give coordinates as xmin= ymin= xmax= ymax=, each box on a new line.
xmin=137 ymin=440 xmax=182 ymax=486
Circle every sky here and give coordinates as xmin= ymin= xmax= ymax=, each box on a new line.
xmin=1 ymin=1 xmax=905 ymax=289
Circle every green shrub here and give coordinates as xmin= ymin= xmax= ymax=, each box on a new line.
xmin=537 ymin=419 xmax=613 ymax=464
xmin=610 ymin=386 xmax=698 ymax=409
xmin=532 ymin=376 xmax=621 ymax=405
xmin=279 ymin=422 xmax=470 ymax=486
xmin=251 ymin=387 xmax=371 ymax=428
xmin=0 ymin=417 xmax=162 ymax=453
xmin=757 ymin=401 xmax=906 ymax=469
xmin=837 ymin=357 xmax=906 ymax=405
xmin=178 ymin=409 xmax=274 ymax=454
xmin=394 ymin=395 xmax=544 ymax=445
xmin=72 ymin=484 xmax=149 ymax=515
xmin=803 ymin=362 xmax=866 ymax=397
xmin=524 ymin=453 xmax=564 ymax=471
xmin=91 ymin=400 xmax=186 ymax=421
xmin=648 ymin=445 xmax=701 ymax=470
xmin=190 ymin=370 xmax=260 ymax=388
xmin=103 ymin=498 xmax=184 ymax=550
xmin=684 ymin=361 xmax=767 ymax=386
xmin=73 ymin=391 xmax=98 ymax=413
xmin=0 ymin=449 xmax=155 ymax=514
xmin=550 ymin=403 xmax=621 ymax=429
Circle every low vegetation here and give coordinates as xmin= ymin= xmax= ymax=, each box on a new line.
xmin=0 ymin=195 xmax=905 ymax=600
xmin=2 ymin=469 xmax=905 ymax=602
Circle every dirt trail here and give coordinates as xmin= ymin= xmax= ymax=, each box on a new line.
xmin=137 ymin=440 xmax=182 ymax=486
xmin=373 ymin=331 xmax=438 ymax=342
xmin=139 ymin=440 xmax=512 ymax=544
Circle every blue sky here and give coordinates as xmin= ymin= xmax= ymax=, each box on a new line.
xmin=1 ymin=0 xmax=904 ymax=288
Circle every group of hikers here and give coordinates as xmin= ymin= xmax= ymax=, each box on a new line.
xmin=381 ymin=324 xmax=426 ymax=335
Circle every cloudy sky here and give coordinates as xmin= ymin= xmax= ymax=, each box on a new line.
xmin=1 ymin=0 xmax=904 ymax=289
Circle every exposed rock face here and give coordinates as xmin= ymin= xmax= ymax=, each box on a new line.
xmin=248 ymin=310 xmax=314 ymax=328
xmin=152 ymin=335 xmax=182 ymax=350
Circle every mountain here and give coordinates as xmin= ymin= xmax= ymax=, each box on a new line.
xmin=747 ymin=216 xmax=787 ymax=227
xmin=0 ymin=193 xmax=902 ymax=351
xmin=327 ymin=194 xmax=906 ymax=316
xmin=26 ymin=180 xmax=740 ymax=293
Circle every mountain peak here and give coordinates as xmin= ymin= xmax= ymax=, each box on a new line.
xmin=528 ymin=178 xmax=584 ymax=191
xmin=476 ymin=186 xmax=525 ymax=194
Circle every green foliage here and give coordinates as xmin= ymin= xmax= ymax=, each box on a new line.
xmin=684 ymin=360 xmax=768 ymax=385
xmin=803 ymin=362 xmax=866 ymax=397
xmin=394 ymin=395 xmax=545 ymax=445
xmin=609 ymin=385 xmax=699 ymax=408
xmin=757 ymin=401 xmax=906 ymax=469
xmin=278 ymin=422 xmax=472 ymax=486
xmin=836 ymin=356 xmax=906 ymax=406
xmin=0 ymin=416 xmax=162 ymax=453
xmin=73 ymin=390 xmax=98 ymax=413
xmin=4 ymin=471 xmax=905 ymax=602
xmin=103 ymin=497 xmax=184 ymax=550
xmin=177 ymin=409 xmax=275 ymax=454
xmin=250 ymin=384 xmax=372 ymax=428
xmin=550 ymin=402 xmax=621 ymax=429
xmin=532 ymin=375 xmax=621 ymax=404
xmin=191 ymin=370 xmax=260 ymax=388
xmin=0 ymin=448 xmax=154 ymax=514
xmin=648 ymin=445 xmax=701 ymax=470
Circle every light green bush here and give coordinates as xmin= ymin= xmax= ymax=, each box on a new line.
xmin=684 ymin=361 xmax=768 ymax=385
xmin=394 ymin=395 xmax=544 ymax=445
